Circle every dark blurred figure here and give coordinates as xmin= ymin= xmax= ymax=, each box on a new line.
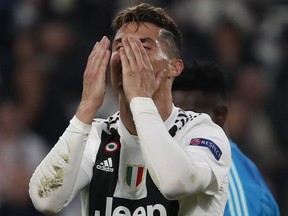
xmin=268 ymin=24 xmax=288 ymax=215
xmin=0 ymin=94 xmax=48 ymax=216
xmin=11 ymin=56 xmax=68 ymax=147
xmin=0 ymin=0 xmax=17 ymax=92
xmin=210 ymin=20 xmax=254 ymax=87
xmin=226 ymin=64 xmax=284 ymax=166
xmin=227 ymin=62 xmax=288 ymax=214
xmin=172 ymin=61 xmax=280 ymax=216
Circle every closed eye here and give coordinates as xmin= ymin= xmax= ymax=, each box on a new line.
xmin=144 ymin=47 xmax=151 ymax=50
xmin=141 ymin=42 xmax=152 ymax=50
xmin=140 ymin=39 xmax=155 ymax=50
xmin=115 ymin=45 xmax=123 ymax=50
xmin=115 ymin=45 xmax=150 ymax=51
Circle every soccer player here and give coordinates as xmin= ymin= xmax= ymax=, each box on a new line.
xmin=29 ymin=4 xmax=231 ymax=215
xmin=172 ymin=61 xmax=280 ymax=216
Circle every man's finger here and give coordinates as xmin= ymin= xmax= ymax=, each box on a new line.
xmin=122 ymin=36 xmax=136 ymax=68
xmin=119 ymin=47 xmax=130 ymax=74
xmin=137 ymin=39 xmax=152 ymax=70
xmin=128 ymin=36 xmax=144 ymax=68
xmin=92 ymin=36 xmax=110 ymax=71
xmin=98 ymin=50 xmax=111 ymax=80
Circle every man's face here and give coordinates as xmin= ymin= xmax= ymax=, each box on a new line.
xmin=110 ymin=22 xmax=171 ymax=93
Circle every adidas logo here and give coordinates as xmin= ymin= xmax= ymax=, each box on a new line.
xmin=96 ymin=157 xmax=114 ymax=172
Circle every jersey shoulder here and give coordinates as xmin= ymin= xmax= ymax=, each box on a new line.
xmin=168 ymin=108 xmax=208 ymax=137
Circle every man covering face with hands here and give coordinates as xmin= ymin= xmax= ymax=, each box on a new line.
xmin=29 ymin=3 xmax=231 ymax=216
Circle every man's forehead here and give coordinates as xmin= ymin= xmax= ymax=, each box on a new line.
xmin=114 ymin=22 xmax=162 ymax=40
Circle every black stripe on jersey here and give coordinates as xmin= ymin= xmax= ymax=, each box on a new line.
xmin=89 ymin=129 xmax=121 ymax=216
xmin=88 ymin=112 xmax=181 ymax=216
xmin=169 ymin=108 xmax=201 ymax=137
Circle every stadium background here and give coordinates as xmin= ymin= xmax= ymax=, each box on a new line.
xmin=0 ymin=0 xmax=287 ymax=215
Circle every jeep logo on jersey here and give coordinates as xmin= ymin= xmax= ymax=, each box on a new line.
xmin=126 ymin=165 xmax=145 ymax=189
xmin=104 ymin=142 xmax=120 ymax=153
xmin=94 ymin=197 xmax=167 ymax=216
xmin=190 ymin=138 xmax=222 ymax=161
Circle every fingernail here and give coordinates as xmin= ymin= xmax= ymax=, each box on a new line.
xmin=101 ymin=36 xmax=106 ymax=42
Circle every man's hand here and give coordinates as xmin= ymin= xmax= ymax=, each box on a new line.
xmin=76 ymin=36 xmax=111 ymax=124
xmin=119 ymin=35 xmax=164 ymax=103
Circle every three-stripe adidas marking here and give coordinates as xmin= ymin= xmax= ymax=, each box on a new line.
xmin=96 ymin=157 xmax=114 ymax=172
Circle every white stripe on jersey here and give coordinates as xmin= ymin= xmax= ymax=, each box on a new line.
xmin=227 ymin=191 xmax=236 ymax=216
xmin=228 ymin=161 xmax=249 ymax=216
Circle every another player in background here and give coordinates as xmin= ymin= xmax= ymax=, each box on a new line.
xmin=172 ymin=61 xmax=280 ymax=216
xmin=29 ymin=3 xmax=231 ymax=216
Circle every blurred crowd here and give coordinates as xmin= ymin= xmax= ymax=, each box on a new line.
xmin=0 ymin=0 xmax=287 ymax=215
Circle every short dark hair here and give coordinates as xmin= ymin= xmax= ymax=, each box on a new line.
xmin=172 ymin=61 xmax=228 ymax=100
xmin=112 ymin=3 xmax=182 ymax=57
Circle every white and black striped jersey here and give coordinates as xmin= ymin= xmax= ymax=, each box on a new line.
xmin=29 ymin=99 xmax=231 ymax=216
xmin=79 ymin=105 xmax=230 ymax=215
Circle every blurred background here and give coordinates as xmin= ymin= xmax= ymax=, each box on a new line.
xmin=0 ymin=0 xmax=287 ymax=215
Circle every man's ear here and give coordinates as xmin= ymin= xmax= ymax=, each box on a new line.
xmin=168 ymin=59 xmax=184 ymax=78
xmin=214 ymin=105 xmax=228 ymax=128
